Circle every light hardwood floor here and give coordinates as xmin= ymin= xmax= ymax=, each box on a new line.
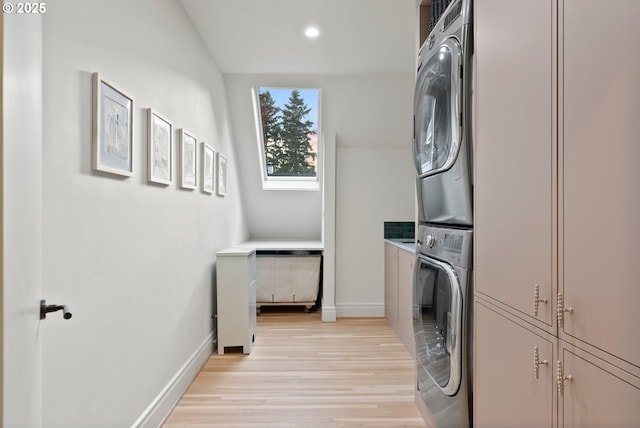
xmin=163 ymin=308 xmax=426 ymax=428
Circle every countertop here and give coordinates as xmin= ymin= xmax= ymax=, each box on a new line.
xmin=384 ymin=239 xmax=416 ymax=254
xmin=216 ymin=247 xmax=256 ymax=257
xmin=237 ymin=240 xmax=324 ymax=251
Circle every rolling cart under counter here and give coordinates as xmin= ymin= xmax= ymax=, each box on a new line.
xmin=236 ymin=241 xmax=323 ymax=313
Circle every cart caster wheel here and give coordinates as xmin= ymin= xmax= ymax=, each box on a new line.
xmin=256 ymin=308 xmax=261 ymax=316
xmin=304 ymin=306 xmax=312 ymax=313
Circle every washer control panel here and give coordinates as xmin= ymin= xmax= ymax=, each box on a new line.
xmin=418 ymin=225 xmax=472 ymax=268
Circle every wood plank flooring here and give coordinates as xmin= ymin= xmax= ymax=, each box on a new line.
xmin=163 ymin=308 xmax=426 ymax=427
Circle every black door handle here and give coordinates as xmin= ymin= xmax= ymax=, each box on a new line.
xmin=40 ymin=299 xmax=72 ymax=320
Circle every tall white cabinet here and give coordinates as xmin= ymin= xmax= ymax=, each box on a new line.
xmin=216 ymin=247 xmax=257 ymax=355
xmin=474 ymin=1 xmax=640 ymax=426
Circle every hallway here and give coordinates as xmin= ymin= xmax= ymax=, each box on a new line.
xmin=163 ymin=309 xmax=424 ymax=427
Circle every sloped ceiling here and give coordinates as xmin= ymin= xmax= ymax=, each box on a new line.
xmin=180 ymin=0 xmax=418 ymax=74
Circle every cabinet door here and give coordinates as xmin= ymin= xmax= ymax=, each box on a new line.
xmin=475 ymin=301 xmax=555 ymax=428
xmin=247 ymin=278 xmax=256 ymax=353
xmin=216 ymin=251 xmax=255 ymax=355
xmin=384 ymin=243 xmax=399 ymax=328
xmin=561 ymin=0 xmax=640 ymax=367
xmin=397 ymin=249 xmax=415 ymax=356
xmin=248 ymin=254 xmax=256 ymax=347
xmin=559 ymin=342 xmax=640 ymax=428
xmin=474 ymin=0 xmax=557 ymax=327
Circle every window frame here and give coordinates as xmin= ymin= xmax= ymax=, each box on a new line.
xmin=251 ymin=86 xmax=322 ymax=191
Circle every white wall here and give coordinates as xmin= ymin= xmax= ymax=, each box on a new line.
xmin=40 ymin=1 xmax=247 ymax=426
xmin=225 ymin=73 xmax=415 ymax=316
xmin=224 ymin=75 xmax=323 ymax=240
xmin=3 ymin=12 xmax=44 ymax=428
xmin=335 ymin=147 xmax=415 ymax=316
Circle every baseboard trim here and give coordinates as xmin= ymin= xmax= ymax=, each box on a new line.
xmin=322 ymin=305 xmax=337 ymax=322
xmin=132 ymin=333 xmax=213 ymax=428
xmin=336 ymin=304 xmax=384 ymax=318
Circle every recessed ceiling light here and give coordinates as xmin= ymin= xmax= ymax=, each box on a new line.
xmin=305 ymin=27 xmax=320 ymax=38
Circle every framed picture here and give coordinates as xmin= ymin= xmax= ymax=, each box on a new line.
xmin=147 ymin=109 xmax=173 ymax=185
xmin=179 ymin=129 xmax=197 ymax=189
xmin=217 ymin=153 xmax=228 ymax=196
xmin=92 ymin=73 xmax=134 ymax=177
xmin=202 ymin=143 xmax=215 ymax=194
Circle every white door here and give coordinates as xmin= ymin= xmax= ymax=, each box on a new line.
xmin=3 ymin=13 xmax=44 ymax=428
xmin=1 ymin=10 xmax=3 ymax=423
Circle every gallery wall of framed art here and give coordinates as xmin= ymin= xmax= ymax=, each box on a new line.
xmin=91 ymin=72 xmax=230 ymax=198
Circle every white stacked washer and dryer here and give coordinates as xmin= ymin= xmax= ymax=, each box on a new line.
xmin=412 ymin=0 xmax=473 ymax=427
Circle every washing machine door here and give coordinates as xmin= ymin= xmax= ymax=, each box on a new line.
xmin=413 ymin=37 xmax=462 ymax=178
xmin=413 ymin=254 xmax=462 ymax=396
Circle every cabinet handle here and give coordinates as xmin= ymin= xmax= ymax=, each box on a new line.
xmin=533 ymin=346 xmax=548 ymax=379
xmin=556 ymin=360 xmax=573 ymax=396
xmin=533 ymin=284 xmax=548 ymax=317
xmin=557 ymin=293 xmax=574 ymax=328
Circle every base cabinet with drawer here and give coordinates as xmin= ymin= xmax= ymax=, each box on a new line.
xmin=215 ymin=247 xmax=256 ymax=355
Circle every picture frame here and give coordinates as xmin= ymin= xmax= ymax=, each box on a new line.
xmin=147 ymin=109 xmax=173 ymax=185
xmin=179 ymin=129 xmax=198 ymax=189
xmin=217 ymin=152 xmax=228 ymax=196
xmin=202 ymin=143 xmax=215 ymax=194
xmin=92 ymin=73 xmax=134 ymax=177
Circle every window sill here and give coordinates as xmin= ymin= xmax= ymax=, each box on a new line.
xmin=262 ymin=180 xmax=320 ymax=191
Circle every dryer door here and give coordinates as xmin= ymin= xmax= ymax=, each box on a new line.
xmin=413 ymin=254 xmax=463 ymax=396
xmin=413 ymin=38 xmax=462 ymax=178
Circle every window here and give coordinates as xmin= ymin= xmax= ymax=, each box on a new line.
xmin=253 ymin=87 xmax=321 ymax=190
